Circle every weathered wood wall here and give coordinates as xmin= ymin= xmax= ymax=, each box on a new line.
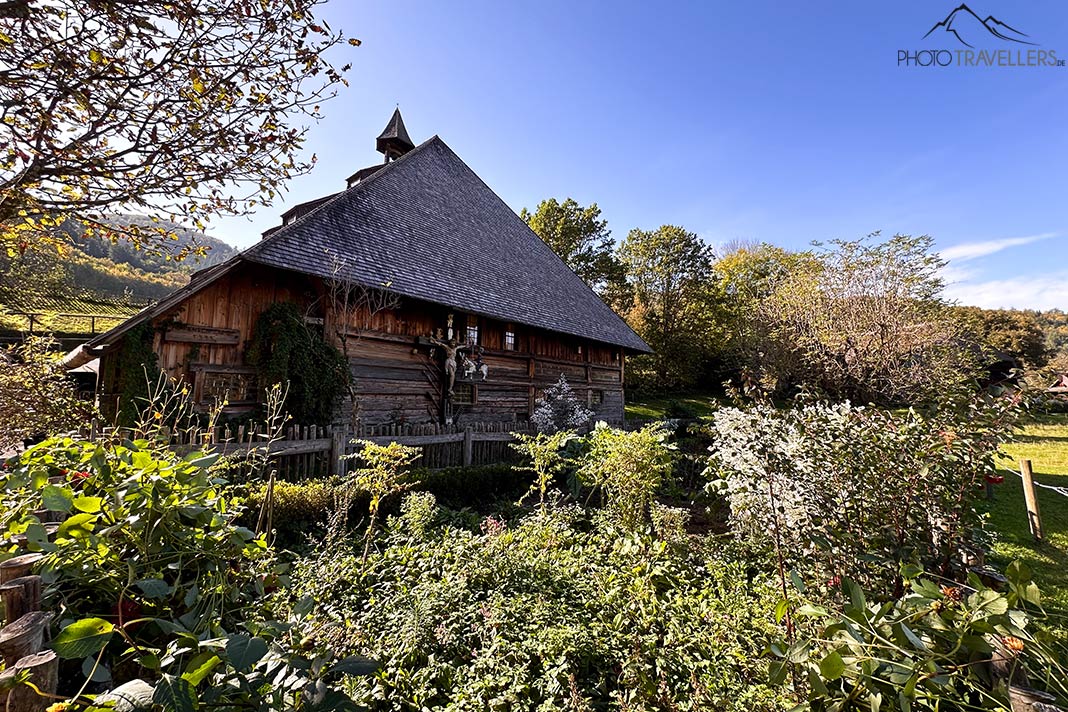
xmin=99 ymin=262 xmax=628 ymax=425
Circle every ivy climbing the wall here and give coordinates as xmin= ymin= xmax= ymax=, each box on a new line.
xmin=246 ymin=302 xmax=348 ymax=425
xmin=115 ymin=321 xmax=164 ymax=426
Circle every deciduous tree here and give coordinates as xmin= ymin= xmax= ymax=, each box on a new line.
xmin=0 ymin=0 xmax=358 ymax=255
xmin=521 ymin=198 xmax=631 ymax=312
xmin=737 ymin=234 xmax=976 ymax=404
xmin=618 ymin=225 xmax=722 ymax=391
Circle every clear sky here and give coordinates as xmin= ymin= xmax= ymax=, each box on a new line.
xmin=214 ymin=0 xmax=1068 ymax=310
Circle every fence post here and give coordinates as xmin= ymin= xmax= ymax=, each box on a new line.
xmin=1019 ymin=459 xmax=1043 ymax=542
xmin=331 ymin=426 xmax=347 ymax=476
xmin=463 ymin=427 xmax=473 ymax=467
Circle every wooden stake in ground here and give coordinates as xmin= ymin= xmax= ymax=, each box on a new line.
xmin=1019 ymin=459 xmax=1043 ymax=542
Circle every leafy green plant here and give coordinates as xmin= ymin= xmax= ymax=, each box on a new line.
xmin=577 ymin=422 xmax=676 ymax=530
xmin=347 ymin=440 xmax=422 ymax=559
xmin=772 ymin=563 xmax=1068 ymax=711
xmin=0 ymin=335 xmax=95 ymax=450
xmin=241 ymin=476 xmax=363 ymax=551
xmin=0 ymin=437 xmax=371 ymax=710
xmin=293 ymin=503 xmax=788 ymax=711
xmin=113 ymin=321 xmax=165 ymax=426
xmin=510 ymin=429 xmax=576 ymax=511
xmin=705 ymin=394 xmax=1022 ymax=597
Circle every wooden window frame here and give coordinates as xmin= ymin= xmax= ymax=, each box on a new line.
xmin=453 ymin=382 xmax=476 ymax=405
xmin=504 ymin=330 xmax=517 ymax=351
xmin=465 ymin=321 xmax=480 ymax=346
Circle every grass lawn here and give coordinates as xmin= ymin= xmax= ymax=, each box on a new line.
xmin=983 ymin=415 xmax=1068 ymax=622
xmin=624 ymin=392 xmax=720 ymax=419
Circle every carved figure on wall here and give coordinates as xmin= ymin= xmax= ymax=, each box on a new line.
xmin=460 ymin=346 xmax=489 ymax=381
xmin=429 ymin=335 xmax=465 ymax=395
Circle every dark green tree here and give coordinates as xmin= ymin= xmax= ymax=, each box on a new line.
xmin=618 ymin=225 xmax=723 ymax=391
xmin=521 ymin=198 xmax=631 ymax=313
xmin=246 ymin=303 xmax=348 ymax=425
xmin=954 ymin=306 xmax=1049 ymax=368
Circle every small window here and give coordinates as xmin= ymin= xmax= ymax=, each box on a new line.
xmin=453 ymin=383 xmax=475 ymax=405
xmin=504 ymin=330 xmax=517 ymax=351
xmin=465 ymin=323 xmax=480 ymax=346
xmin=590 ymin=390 xmax=604 ymax=407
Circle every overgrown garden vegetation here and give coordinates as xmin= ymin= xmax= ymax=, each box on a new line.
xmin=3 ymin=354 xmax=1068 ymax=709
xmin=3 ymin=2 xmax=1067 ymax=707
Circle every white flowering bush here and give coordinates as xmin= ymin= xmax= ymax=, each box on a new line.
xmin=704 ymin=395 xmax=1021 ymax=595
xmin=530 ymin=374 xmax=593 ymax=433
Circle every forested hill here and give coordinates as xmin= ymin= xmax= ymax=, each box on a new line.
xmin=61 ymin=215 xmax=238 ymax=277
xmin=1 ymin=215 xmax=237 ymax=311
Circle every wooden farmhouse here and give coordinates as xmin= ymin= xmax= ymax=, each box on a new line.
xmin=63 ymin=111 xmax=650 ymax=427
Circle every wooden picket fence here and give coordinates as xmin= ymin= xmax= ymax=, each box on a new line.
xmin=165 ymin=421 xmax=535 ymax=480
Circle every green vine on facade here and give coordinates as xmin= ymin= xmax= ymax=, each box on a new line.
xmin=115 ymin=321 xmax=164 ymax=426
xmin=246 ymin=302 xmax=348 ymax=425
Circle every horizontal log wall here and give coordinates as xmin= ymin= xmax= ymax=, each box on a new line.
xmin=99 ymin=263 xmax=629 ymax=426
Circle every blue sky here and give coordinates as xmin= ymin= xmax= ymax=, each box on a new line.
xmin=214 ymin=1 xmax=1068 ymax=310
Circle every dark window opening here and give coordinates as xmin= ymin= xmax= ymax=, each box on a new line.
xmin=590 ymin=390 xmax=604 ymax=407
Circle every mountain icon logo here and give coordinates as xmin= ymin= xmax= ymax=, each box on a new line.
xmin=923 ymin=4 xmax=1037 ymax=48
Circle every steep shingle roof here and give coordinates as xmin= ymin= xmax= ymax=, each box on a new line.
xmin=245 ymin=136 xmax=650 ymax=352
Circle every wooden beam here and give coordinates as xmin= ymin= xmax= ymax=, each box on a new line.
xmin=164 ymin=327 xmax=241 ymax=345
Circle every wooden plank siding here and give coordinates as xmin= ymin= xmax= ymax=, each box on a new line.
xmin=98 ymin=262 xmax=628 ymax=426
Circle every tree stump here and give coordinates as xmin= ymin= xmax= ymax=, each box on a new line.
xmin=0 ymin=611 xmax=51 ymax=666
xmin=0 ymin=576 xmax=43 ymax=625
xmin=0 ymin=649 xmax=59 ymax=712
xmin=0 ymin=554 xmax=44 ymax=584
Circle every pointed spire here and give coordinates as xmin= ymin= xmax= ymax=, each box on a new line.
xmin=376 ymin=108 xmax=415 ymax=162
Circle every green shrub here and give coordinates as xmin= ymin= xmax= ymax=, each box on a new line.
xmin=241 ymin=476 xmax=365 ymax=551
xmin=245 ymin=464 xmax=535 ymax=550
xmin=410 ymin=463 xmax=534 ymax=508
xmin=705 ymin=395 xmax=1022 ymax=597
xmin=246 ymin=302 xmax=348 ymax=426
xmin=0 ymin=437 xmax=368 ymax=709
xmin=577 ymin=422 xmax=676 ymax=530
xmin=293 ymin=505 xmax=789 ymax=711
xmin=774 ymin=563 xmax=1068 ymax=710
xmin=665 ymin=399 xmax=700 ymax=419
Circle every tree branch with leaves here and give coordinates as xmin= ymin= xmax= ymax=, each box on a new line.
xmin=0 ymin=0 xmax=359 ymax=256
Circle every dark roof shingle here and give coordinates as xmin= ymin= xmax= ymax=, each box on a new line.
xmin=244 ymin=136 xmax=650 ymax=352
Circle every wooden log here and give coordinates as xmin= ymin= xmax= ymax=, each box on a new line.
xmin=0 ymin=576 xmax=43 ymax=624
xmin=1019 ymin=459 xmax=1044 ymax=541
xmin=0 ymin=649 xmax=59 ymax=712
xmin=463 ymin=427 xmax=473 ymax=467
xmin=0 ymin=554 xmax=43 ymax=584
xmin=0 ymin=611 xmax=51 ymax=665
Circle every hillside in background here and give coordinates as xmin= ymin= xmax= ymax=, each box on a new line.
xmin=1 ymin=216 xmax=237 ymax=337
xmin=60 ymin=215 xmax=238 ymax=277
